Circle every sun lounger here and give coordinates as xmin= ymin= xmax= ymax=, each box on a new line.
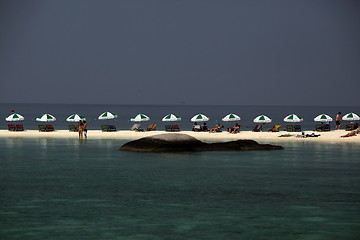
xmin=146 ymin=123 xmax=157 ymax=131
xmin=130 ymin=123 xmax=143 ymax=131
xmin=294 ymin=125 xmax=302 ymax=132
xmin=286 ymin=125 xmax=294 ymax=132
xmin=172 ymin=125 xmax=180 ymax=132
xmin=323 ymin=124 xmax=330 ymax=131
xmin=315 ymin=124 xmax=331 ymax=132
xmin=345 ymin=123 xmax=358 ymax=131
xmin=165 ymin=125 xmax=181 ymax=132
xmin=192 ymin=125 xmax=201 ymax=131
xmin=108 ymin=125 xmax=117 ymax=132
xmin=15 ymin=124 xmax=24 ymax=131
xmin=101 ymin=125 xmax=109 ymax=132
xmin=38 ymin=125 xmax=46 ymax=132
xmin=269 ymin=125 xmax=281 ymax=132
xmin=8 ymin=124 xmax=16 ymax=131
xmin=69 ymin=125 xmax=77 ymax=132
xmin=252 ymin=125 xmax=262 ymax=132
xmin=46 ymin=125 xmax=55 ymax=131
xmin=101 ymin=125 xmax=116 ymax=132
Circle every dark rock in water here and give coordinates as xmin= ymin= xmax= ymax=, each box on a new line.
xmin=120 ymin=133 xmax=283 ymax=152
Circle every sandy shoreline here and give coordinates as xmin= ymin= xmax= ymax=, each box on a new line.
xmin=0 ymin=129 xmax=359 ymax=144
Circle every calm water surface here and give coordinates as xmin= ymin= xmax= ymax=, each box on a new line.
xmin=0 ymin=138 xmax=360 ymax=239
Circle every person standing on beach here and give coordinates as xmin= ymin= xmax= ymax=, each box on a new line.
xmin=77 ymin=120 xmax=84 ymax=138
xmin=336 ymin=112 xmax=342 ymax=130
xmin=83 ymin=120 xmax=88 ymax=138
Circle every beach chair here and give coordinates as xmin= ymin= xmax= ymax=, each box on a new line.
xmin=146 ymin=123 xmax=157 ymax=131
xmin=101 ymin=125 xmax=110 ymax=132
xmin=46 ymin=125 xmax=55 ymax=132
xmin=345 ymin=123 xmax=357 ymax=131
xmin=269 ymin=125 xmax=281 ymax=132
xmin=172 ymin=125 xmax=180 ymax=132
xmin=15 ymin=124 xmax=24 ymax=131
xmin=108 ymin=125 xmax=117 ymax=132
xmin=286 ymin=125 xmax=294 ymax=132
xmin=294 ymin=125 xmax=302 ymax=132
xmin=69 ymin=125 xmax=77 ymax=132
xmin=38 ymin=125 xmax=46 ymax=132
xmin=7 ymin=124 xmax=16 ymax=131
xmin=315 ymin=124 xmax=322 ymax=132
xmin=165 ymin=125 xmax=173 ymax=131
xmin=323 ymin=124 xmax=330 ymax=131
xmin=192 ymin=124 xmax=201 ymax=132
xmin=252 ymin=125 xmax=262 ymax=132
xmin=130 ymin=123 xmax=143 ymax=131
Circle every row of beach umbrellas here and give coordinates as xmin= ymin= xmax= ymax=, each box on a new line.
xmin=5 ymin=112 xmax=360 ymax=123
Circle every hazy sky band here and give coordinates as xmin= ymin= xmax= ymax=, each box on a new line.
xmin=0 ymin=0 xmax=359 ymax=106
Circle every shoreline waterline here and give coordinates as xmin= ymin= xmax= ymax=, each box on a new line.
xmin=1 ymin=130 xmax=359 ymax=144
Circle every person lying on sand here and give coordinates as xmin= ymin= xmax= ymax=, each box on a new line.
xmin=341 ymin=132 xmax=357 ymax=138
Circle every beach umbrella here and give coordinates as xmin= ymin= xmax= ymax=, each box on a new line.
xmin=191 ymin=113 xmax=209 ymax=122
xmin=222 ymin=113 xmax=241 ymax=122
xmin=253 ymin=114 xmax=272 ymax=123
xmin=36 ymin=113 xmax=56 ymax=122
xmin=342 ymin=112 xmax=360 ymax=121
xmin=283 ymin=113 xmax=303 ymax=123
xmin=98 ymin=111 xmax=117 ymax=120
xmin=5 ymin=113 xmax=25 ymax=122
xmin=66 ymin=114 xmax=86 ymax=122
xmin=314 ymin=114 xmax=333 ymax=122
xmin=131 ymin=113 xmax=150 ymax=122
xmin=162 ymin=113 xmax=181 ymax=122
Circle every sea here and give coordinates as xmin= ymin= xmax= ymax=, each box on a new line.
xmin=0 ymin=103 xmax=360 ymax=239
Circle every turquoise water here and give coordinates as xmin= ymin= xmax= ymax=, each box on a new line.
xmin=0 ymin=138 xmax=359 ymax=239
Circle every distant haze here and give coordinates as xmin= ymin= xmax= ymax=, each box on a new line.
xmin=0 ymin=0 xmax=359 ymax=106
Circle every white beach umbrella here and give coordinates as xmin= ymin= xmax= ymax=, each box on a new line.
xmin=342 ymin=112 xmax=360 ymax=121
xmin=131 ymin=113 xmax=150 ymax=122
xmin=191 ymin=113 xmax=209 ymax=122
xmin=162 ymin=113 xmax=181 ymax=122
xmin=253 ymin=115 xmax=272 ymax=123
xmin=5 ymin=113 xmax=25 ymax=122
xmin=36 ymin=113 xmax=56 ymax=122
xmin=283 ymin=113 xmax=303 ymax=123
xmin=222 ymin=113 xmax=241 ymax=122
xmin=66 ymin=114 xmax=86 ymax=122
xmin=314 ymin=114 xmax=333 ymax=122
xmin=98 ymin=111 xmax=117 ymax=120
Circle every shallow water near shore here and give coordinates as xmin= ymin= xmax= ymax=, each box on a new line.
xmin=0 ymin=138 xmax=360 ymax=239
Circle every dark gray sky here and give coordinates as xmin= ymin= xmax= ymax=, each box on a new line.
xmin=0 ymin=0 xmax=359 ymax=106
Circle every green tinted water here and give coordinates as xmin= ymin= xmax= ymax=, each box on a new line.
xmin=0 ymin=138 xmax=359 ymax=239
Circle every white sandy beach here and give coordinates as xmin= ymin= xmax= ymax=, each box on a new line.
xmin=0 ymin=130 xmax=359 ymax=144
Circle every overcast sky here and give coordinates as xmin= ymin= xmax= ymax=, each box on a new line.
xmin=0 ymin=0 xmax=359 ymax=106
